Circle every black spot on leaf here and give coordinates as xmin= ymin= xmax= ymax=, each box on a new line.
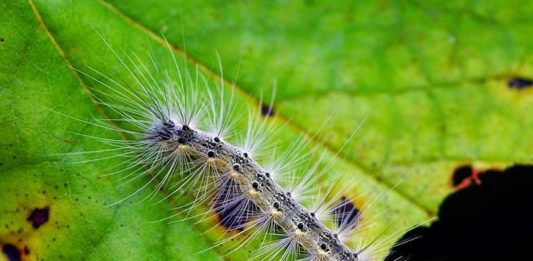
xmin=331 ymin=197 xmax=360 ymax=230
xmin=508 ymin=77 xmax=532 ymax=90
xmin=261 ymin=103 xmax=275 ymax=117
xmin=386 ymin=165 xmax=533 ymax=261
xmin=2 ymin=244 xmax=21 ymax=261
xmin=27 ymin=206 xmax=49 ymax=229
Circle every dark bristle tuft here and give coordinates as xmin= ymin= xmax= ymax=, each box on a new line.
xmin=214 ymin=181 xmax=259 ymax=230
xmin=163 ymin=120 xmax=175 ymax=128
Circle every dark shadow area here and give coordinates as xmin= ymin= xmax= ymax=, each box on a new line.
xmin=386 ymin=165 xmax=533 ymax=261
xmin=450 ymin=165 xmax=473 ymax=187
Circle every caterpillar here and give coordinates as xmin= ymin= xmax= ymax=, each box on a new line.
xmin=74 ymin=37 xmax=393 ymax=261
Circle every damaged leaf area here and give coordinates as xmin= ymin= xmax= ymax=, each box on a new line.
xmin=1 ymin=0 xmax=531 ymax=260
xmin=386 ymin=165 xmax=533 ymax=260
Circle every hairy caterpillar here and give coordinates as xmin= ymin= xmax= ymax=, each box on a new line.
xmin=72 ymin=36 xmax=398 ymax=261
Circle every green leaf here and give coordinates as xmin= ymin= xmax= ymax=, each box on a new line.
xmin=1 ymin=0 xmax=531 ymax=260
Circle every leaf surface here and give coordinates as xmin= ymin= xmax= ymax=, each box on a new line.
xmin=0 ymin=0 xmax=531 ymax=260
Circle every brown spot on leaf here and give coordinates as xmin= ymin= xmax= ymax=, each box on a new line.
xmin=2 ymin=244 xmax=21 ymax=261
xmin=27 ymin=207 xmax=49 ymax=229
